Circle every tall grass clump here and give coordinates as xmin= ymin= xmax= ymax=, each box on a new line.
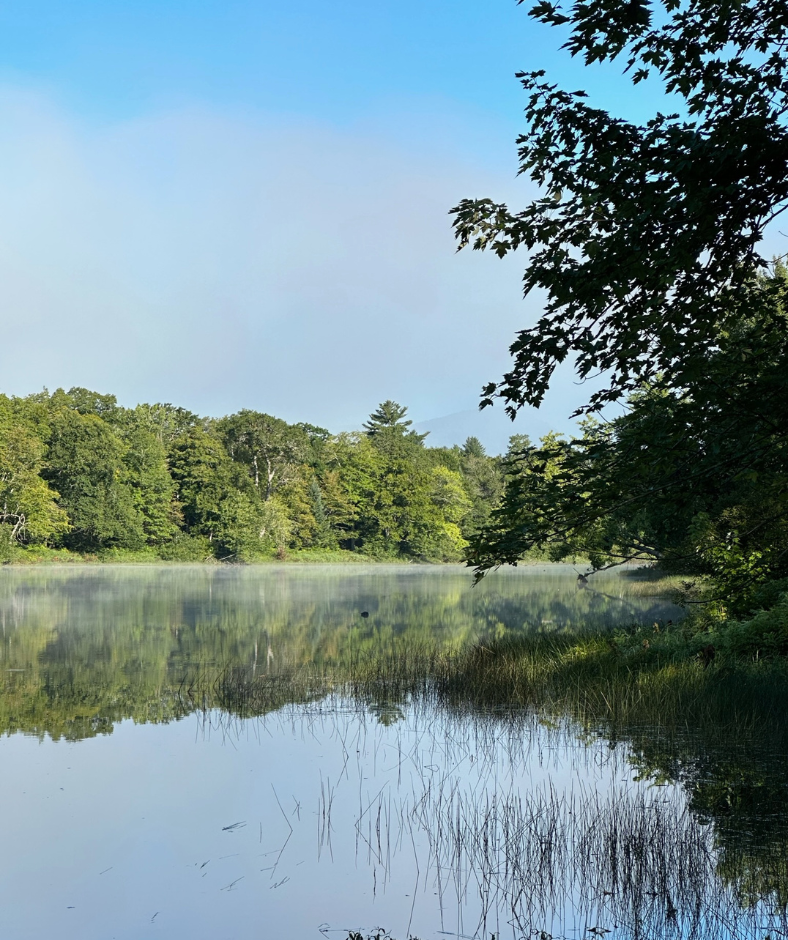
xmin=189 ymin=614 xmax=788 ymax=741
xmin=437 ymin=623 xmax=788 ymax=739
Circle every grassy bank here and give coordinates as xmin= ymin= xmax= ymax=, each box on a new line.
xmin=1 ymin=545 xmax=420 ymax=565
xmin=1 ymin=548 xmax=598 ymax=567
xmin=209 ymin=596 xmax=788 ymax=738
xmin=438 ymin=623 xmax=788 ymax=733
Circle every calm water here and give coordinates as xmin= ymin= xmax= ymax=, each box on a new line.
xmin=0 ymin=565 xmax=783 ymax=939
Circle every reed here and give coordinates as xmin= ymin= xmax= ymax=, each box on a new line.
xmin=192 ymin=623 xmax=788 ymax=744
xmin=333 ymin=701 xmax=788 ymax=940
xmin=438 ymin=629 xmax=788 ymax=735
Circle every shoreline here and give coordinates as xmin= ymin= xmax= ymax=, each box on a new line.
xmin=1 ymin=550 xmax=595 ymax=569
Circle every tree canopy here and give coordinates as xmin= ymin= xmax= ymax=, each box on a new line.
xmin=452 ymin=0 xmax=788 ymax=414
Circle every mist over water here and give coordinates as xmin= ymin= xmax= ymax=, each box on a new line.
xmin=0 ymin=564 xmax=680 ymax=682
xmin=0 ymin=566 xmax=783 ymax=939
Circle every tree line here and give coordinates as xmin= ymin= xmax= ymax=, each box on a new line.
xmin=0 ymin=392 xmax=508 ymax=562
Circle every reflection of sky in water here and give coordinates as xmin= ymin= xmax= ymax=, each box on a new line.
xmin=1 ymin=566 xmax=778 ymax=939
xmin=0 ymin=702 xmax=782 ymax=939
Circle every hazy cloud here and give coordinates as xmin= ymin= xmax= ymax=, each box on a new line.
xmin=0 ymin=87 xmax=589 ymax=443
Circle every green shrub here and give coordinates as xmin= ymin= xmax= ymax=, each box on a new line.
xmin=97 ymin=546 xmax=161 ymax=563
xmin=721 ymin=595 xmax=788 ymax=659
xmin=156 ymin=533 xmax=213 ymax=562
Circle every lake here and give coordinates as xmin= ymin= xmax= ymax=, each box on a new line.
xmin=0 ymin=565 xmax=784 ymax=939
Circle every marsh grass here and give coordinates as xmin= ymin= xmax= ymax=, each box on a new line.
xmin=617 ymin=566 xmax=688 ymax=599
xmin=267 ymin=697 xmax=786 ymax=940
xmin=342 ymin=770 xmax=788 ymax=938
xmin=202 ymin=622 xmax=788 ymax=742
xmin=408 ymin=781 xmax=766 ymax=939
xmin=439 ymin=629 xmax=788 ymax=735
xmin=186 ymin=643 xmax=788 ymax=940
xmin=197 ymin=626 xmax=788 ymax=934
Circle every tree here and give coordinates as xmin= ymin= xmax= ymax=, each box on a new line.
xmin=213 ymin=491 xmax=289 ymax=559
xmin=312 ymin=453 xmax=358 ymax=546
xmin=451 ymin=0 xmax=788 ymax=414
xmin=132 ymin=402 xmax=201 ymax=448
xmin=427 ymin=466 xmax=473 ymax=558
xmin=462 ymin=436 xmax=486 ymax=459
xmin=308 ymin=477 xmax=332 ymax=547
xmin=0 ymin=400 xmax=68 ymax=547
xmin=62 ymin=387 xmax=120 ymax=421
xmin=42 ymin=409 xmax=145 ymax=551
xmin=452 ymin=0 xmax=788 ymax=608
xmin=118 ymin=415 xmax=180 ymax=544
xmin=218 ymin=411 xmax=309 ymax=500
xmin=332 ymin=429 xmax=468 ymax=561
xmin=168 ymin=425 xmax=284 ymax=558
xmin=459 ymin=438 xmax=505 ymax=538
xmin=363 ymin=401 xmax=428 ymax=445
xmin=468 ymin=268 xmax=788 ymax=609
xmin=168 ymin=427 xmax=238 ymax=542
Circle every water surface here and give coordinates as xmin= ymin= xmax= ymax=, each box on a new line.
xmin=1 ymin=565 xmax=782 ymax=939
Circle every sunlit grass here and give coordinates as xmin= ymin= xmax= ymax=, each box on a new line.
xmin=203 ymin=619 xmax=788 ymax=743
xmin=437 ymin=628 xmax=788 ymax=735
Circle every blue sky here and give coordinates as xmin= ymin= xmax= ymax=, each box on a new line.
xmin=0 ymin=1 xmax=649 ymax=125
xmin=0 ymin=0 xmax=672 ymax=451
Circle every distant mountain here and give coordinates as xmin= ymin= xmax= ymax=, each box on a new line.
xmin=414 ymin=406 xmax=561 ymax=456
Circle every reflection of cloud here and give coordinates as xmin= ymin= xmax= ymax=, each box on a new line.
xmin=0 ymin=87 xmax=596 ymax=430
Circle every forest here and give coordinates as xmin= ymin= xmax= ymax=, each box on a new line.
xmin=0 ymin=391 xmax=510 ymax=563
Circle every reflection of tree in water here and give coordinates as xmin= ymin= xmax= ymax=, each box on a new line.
xmin=366 ymin=701 xmax=404 ymax=725
xmin=627 ymin=722 xmax=788 ymax=912
xmin=0 ymin=566 xmax=680 ymax=740
xmin=10 ymin=568 xmax=788 ymax=918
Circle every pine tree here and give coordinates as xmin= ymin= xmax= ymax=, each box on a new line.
xmin=362 ymin=401 xmax=427 ymax=444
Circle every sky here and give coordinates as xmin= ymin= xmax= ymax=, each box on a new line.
xmin=0 ymin=0 xmax=681 ymax=452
